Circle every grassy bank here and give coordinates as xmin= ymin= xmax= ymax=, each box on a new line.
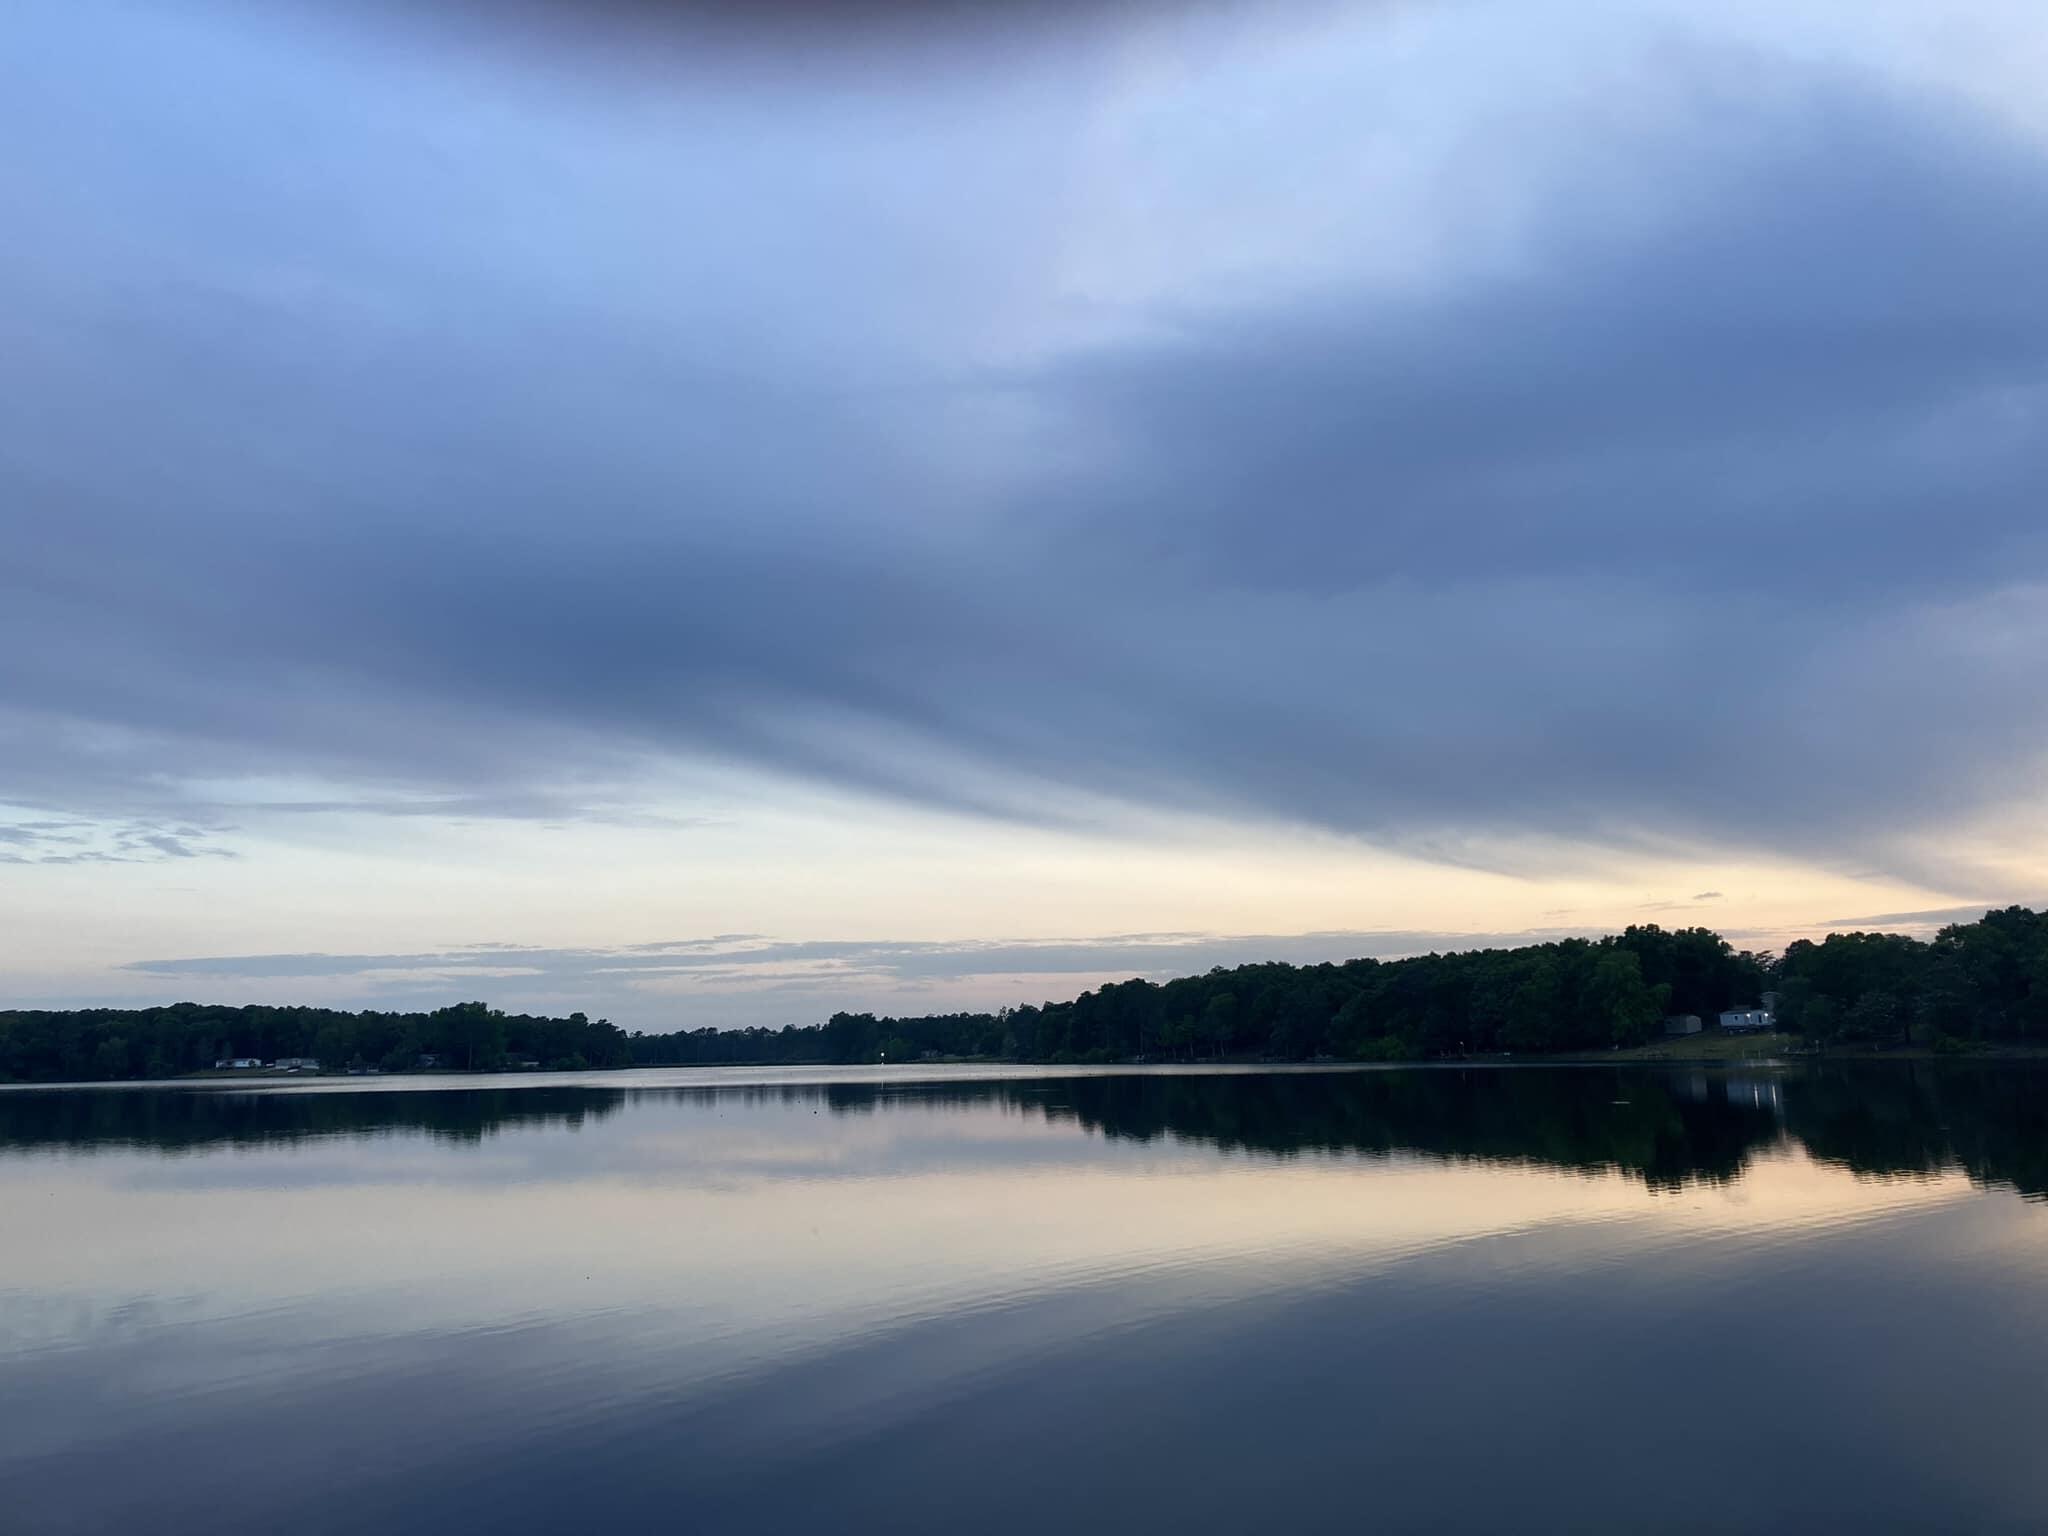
xmin=1566 ymin=1032 xmax=2048 ymax=1064
xmin=1602 ymin=1030 xmax=1803 ymax=1061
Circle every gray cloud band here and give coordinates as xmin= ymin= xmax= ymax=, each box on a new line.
xmin=2 ymin=7 xmax=2045 ymax=890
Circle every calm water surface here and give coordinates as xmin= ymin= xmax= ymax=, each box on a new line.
xmin=3 ymin=1062 xmax=2047 ymax=1533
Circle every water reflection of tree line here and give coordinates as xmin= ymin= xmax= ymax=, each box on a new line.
xmin=2 ymin=1067 xmax=2043 ymax=1200
xmin=0 ymin=1086 xmax=628 ymax=1154
xmin=821 ymin=1072 xmax=1774 ymax=1193
xmin=1008 ymin=1067 xmax=2048 ymax=1200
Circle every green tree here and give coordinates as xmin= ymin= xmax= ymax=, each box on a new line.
xmin=1588 ymin=950 xmax=1659 ymax=1047
xmin=1200 ymin=993 xmax=1238 ymax=1059
xmin=93 ymin=1035 xmax=131 ymax=1078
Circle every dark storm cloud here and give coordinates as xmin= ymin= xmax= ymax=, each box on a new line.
xmin=3 ymin=1 xmax=2047 ymax=881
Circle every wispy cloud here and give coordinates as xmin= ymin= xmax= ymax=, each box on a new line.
xmin=119 ymin=927 xmax=1605 ymax=1026
xmin=1818 ymin=905 xmax=2006 ymax=931
xmin=126 ymin=929 xmax=1597 ymax=984
xmin=0 ymin=816 xmax=237 ymax=866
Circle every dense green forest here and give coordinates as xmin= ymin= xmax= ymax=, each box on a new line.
xmin=4 ymin=907 xmax=2046 ymax=1082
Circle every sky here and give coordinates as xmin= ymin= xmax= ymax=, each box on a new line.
xmin=4 ymin=0 xmax=2046 ymax=1030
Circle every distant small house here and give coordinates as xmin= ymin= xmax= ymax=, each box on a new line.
xmin=416 ymin=1053 xmax=440 ymax=1069
xmin=214 ymin=1057 xmax=263 ymax=1070
xmin=272 ymin=1057 xmax=321 ymax=1072
xmin=1662 ymin=1014 xmax=1703 ymax=1036
xmin=1719 ymin=1008 xmax=1775 ymax=1032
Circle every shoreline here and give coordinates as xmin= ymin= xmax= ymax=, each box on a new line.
xmin=7 ymin=1036 xmax=2047 ymax=1089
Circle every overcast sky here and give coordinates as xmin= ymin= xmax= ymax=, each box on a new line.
xmin=4 ymin=0 xmax=2045 ymax=1028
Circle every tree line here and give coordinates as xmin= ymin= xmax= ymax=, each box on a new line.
xmin=3 ymin=907 xmax=2044 ymax=1082
xmin=628 ymin=907 xmax=2048 ymax=1063
xmin=634 ymin=921 xmax=1764 ymax=1066
xmin=0 ymin=1000 xmax=633 ymax=1083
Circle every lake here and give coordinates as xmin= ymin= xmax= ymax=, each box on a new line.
xmin=3 ymin=1062 xmax=2046 ymax=1533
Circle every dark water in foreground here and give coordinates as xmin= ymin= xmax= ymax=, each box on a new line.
xmin=3 ymin=1063 xmax=2047 ymax=1534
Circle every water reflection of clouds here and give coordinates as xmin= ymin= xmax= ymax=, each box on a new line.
xmin=9 ymin=1185 xmax=2044 ymax=1535
xmin=3 ymin=1128 xmax=1987 ymax=1365
xmin=5 ymin=1069 xmax=2047 ymax=1534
